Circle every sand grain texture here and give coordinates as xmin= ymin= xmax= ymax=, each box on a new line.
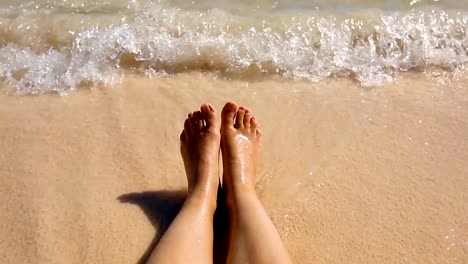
xmin=0 ymin=74 xmax=467 ymax=263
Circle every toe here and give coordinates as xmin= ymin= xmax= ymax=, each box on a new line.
xmin=180 ymin=130 xmax=186 ymax=141
xmin=252 ymin=118 xmax=262 ymax=137
xmin=250 ymin=116 xmax=258 ymax=130
xmin=188 ymin=112 xmax=197 ymax=132
xmin=193 ymin=110 xmax=204 ymax=131
xmin=256 ymin=127 xmax=262 ymax=138
xmin=221 ymin=101 xmax=238 ymax=128
xmin=235 ymin=107 xmax=246 ymax=128
xmin=184 ymin=118 xmax=191 ymax=136
xmin=244 ymin=111 xmax=252 ymax=128
xmin=200 ymin=103 xmax=217 ymax=131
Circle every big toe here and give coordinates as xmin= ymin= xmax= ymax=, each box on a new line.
xmin=200 ymin=103 xmax=218 ymax=131
xmin=221 ymin=101 xmax=238 ymax=128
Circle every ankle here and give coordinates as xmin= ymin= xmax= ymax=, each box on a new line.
xmin=187 ymin=186 xmax=218 ymax=211
xmin=226 ymin=187 xmax=258 ymax=212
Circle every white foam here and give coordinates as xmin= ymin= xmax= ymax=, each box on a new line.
xmin=0 ymin=6 xmax=467 ymax=94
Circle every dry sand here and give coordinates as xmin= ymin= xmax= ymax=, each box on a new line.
xmin=0 ymin=73 xmax=467 ymax=263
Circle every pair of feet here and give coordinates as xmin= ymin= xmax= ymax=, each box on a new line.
xmin=180 ymin=102 xmax=261 ymax=209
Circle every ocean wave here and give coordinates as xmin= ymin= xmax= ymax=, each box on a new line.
xmin=0 ymin=6 xmax=467 ymax=94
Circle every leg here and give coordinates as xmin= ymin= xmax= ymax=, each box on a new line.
xmin=220 ymin=102 xmax=292 ymax=264
xmin=147 ymin=104 xmax=220 ymax=264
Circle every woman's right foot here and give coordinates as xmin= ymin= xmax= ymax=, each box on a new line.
xmin=221 ymin=102 xmax=293 ymax=264
xmin=220 ymin=102 xmax=262 ymax=208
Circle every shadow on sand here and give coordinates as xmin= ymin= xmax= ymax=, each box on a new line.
xmin=118 ymin=187 xmax=229 ymax=264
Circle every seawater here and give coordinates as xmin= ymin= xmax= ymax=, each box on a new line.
xmin=0 ymin=0 xmax=467 ymax=94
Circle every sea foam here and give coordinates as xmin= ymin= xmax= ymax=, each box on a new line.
xmin=0 ymin=2 xmax=467 ymax=94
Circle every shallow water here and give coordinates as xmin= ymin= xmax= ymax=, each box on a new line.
xmin=0 ymin=0 xmax=467 ymax=93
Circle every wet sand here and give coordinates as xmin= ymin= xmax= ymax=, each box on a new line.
xmin=0 ymin=73 xmax=467 ymax=263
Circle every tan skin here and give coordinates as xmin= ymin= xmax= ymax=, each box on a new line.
xmin=147 ymin=102 xmax=292 ymax=264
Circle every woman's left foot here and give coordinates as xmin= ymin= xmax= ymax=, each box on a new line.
xmin=180 ymin=104 xmax=221 ymax=205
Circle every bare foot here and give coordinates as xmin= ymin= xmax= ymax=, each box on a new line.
xmin=180 ymin=104 xmax=220 ymax=202
xmin=220 ymin=102 xmax=262 ymax=207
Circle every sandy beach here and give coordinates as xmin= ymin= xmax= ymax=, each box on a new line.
xmin=0 ymin=73 xmax=467 ymax=263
